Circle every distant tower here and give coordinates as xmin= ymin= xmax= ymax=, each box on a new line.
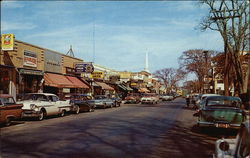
xmin=66 ymin=45 xmax=75 ymax=57
xmin=144 ymin=52 xmax=149 ymax=73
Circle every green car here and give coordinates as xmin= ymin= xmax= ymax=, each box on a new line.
xmin=194 ymin=96 xmax=246 ymax=129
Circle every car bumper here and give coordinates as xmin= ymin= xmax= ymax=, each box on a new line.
xmin=198 ymin=121 xmax=241 ymax=129
xmin=141 ymin=100 xmax=153 ymax=103
xmin=22 ymin=110 xmax=40 ymax=118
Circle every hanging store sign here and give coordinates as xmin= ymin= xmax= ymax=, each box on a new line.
xmin=1 ymin=34 xmax=14 ymax=51
xmin=90 ymin=71 xmax=104 ymax=79
xmin=75 ymin=62 xmax=94 ymax=73
xmin=23 ymin=50 xmax=37 ymax=68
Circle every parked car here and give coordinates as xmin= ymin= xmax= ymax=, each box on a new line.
xmin=213 ymin=121 xmax=250 ymax=158
xmin=0 ymin=94 xmax=23 ymax=126
xmin=18 ymin=93 xmax=73 ymax=121
xmin=193 ymin=96 xmax=246 ymax=129
xmin=141 ymin=93 xmax=159 ymax=104
xmin=196 ymin=93 xmax=221 ymax=109
xmin=64 ymin=94 xmax=95 ymax=113
xmin=93 ymin=95 xmax=114 ymax=108
xmin=124 ymin=93 xmax=141 ymax=104
xmin=161 ymin=94 xmax=174 ymax=101
xmin=111 ymin=94 xmax=122 ymax=107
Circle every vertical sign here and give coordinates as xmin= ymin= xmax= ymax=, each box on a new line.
xmin=1 ymin=34 xmax=14 ymax=51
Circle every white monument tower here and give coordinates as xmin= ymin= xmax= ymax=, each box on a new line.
xmin=144 ymin=52 xmax=149 ymax=73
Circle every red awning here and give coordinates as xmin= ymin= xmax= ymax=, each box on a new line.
xmin=65 ymin=76 xmax=89 ymax=89
xmin=95 ymin=81 xmax=114 ymax=91
xmin=44 ymin=73 xmax=75 ymax=88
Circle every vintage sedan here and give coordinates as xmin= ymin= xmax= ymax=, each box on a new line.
xmin=18 ymin=93 xmax=73 ymax=121
xmin=124 ymin=93 xmax=141 ymax=104
xmin=213 ymin=121 xmax=250 ymax=158
xmin=93 ymin=95 xmax=114 ymax=108
xmin=194 ymin=96 xmax=246 ymax=129
xmin=141 ymin=93 xmax=159 ymax=104
xmin=0 ymin=94 xmax=23 ymax=126
xmin=65 ymin=94 xmax=95 ymax=113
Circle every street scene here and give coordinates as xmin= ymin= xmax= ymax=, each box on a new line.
xmin=0 ymin=1 xmax=250 ymax=158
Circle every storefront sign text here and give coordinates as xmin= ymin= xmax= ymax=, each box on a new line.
xmin=23 ymin=50 xmax=37 ymax=68
xmin=1 ymin=34 xmax=14 ymax=51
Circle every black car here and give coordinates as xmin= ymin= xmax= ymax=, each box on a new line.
xmin=65 ymin=94 xmax=95 ymax=113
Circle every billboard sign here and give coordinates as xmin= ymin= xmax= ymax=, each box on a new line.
xmin=75 ymin=62 xmax=94 ymax=73
xmin=44 ymin=50 xmax=62 ymax=73
xmin=23 ymin=50 xmax=37 ymax=68
xmin=90 ymin=71 xmax=104 ymax=79
xmin=1 ymin=34 xmax=14 ymax=51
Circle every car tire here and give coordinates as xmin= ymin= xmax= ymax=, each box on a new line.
xmin=60 ymin=110 xmax=66 ymax=117
xmin=38 ymin=110 xmax=45 ymax=121
xmin=75 ymin=105 xmax=80 ymax=114
xmin=5 ymin=117 xmax=12 ymax=126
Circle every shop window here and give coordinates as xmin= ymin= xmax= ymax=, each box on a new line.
xmin=0 ymin=70 xmax=10 ymax=94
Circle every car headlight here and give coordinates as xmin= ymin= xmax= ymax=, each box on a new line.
xmin=30 ymin=104 xmax=38 ymax=110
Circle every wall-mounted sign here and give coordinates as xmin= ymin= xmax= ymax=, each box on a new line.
xmin=90 ymin=71 xmax=104 ymax=79
xmin=75 ymin=62 xmax=94 ymax=73
xmin=44 ymin=50 xmax=62 ymax=73
xmin=1 ymin=34 xmax=14 ymax=51
xmin=23 ymin=50 xmax=37 ymax=68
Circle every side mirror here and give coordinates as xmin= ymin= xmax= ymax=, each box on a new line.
xmin=219 ymin=141 xmax=230 ymax=152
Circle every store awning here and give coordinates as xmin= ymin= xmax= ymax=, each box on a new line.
xmin=65 ymin=76 xmax=89 ymax=89
xmin=118 ymin=84 xmax=127 ymax=91
xmin=44 ymin=73 xmax=75 ymax=88
xmin=126 ymin=86 xmax=133 ymax=91
xmin=95 ymin=81 xmax=114 ymax=91
xmin=138 ymin=88 xmax=150 ymax=93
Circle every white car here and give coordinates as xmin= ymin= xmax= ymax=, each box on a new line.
xmin=141 ymin=93 xmax=159 ymax=104
xmin=213 ymin=121 xmax=250 ymax=158
xmin=18 ymin=93 xmax=73 ymax=120
xmin=161 ymin=95 xmax=174 ymax=101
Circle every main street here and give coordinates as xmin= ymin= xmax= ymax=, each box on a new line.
xmin=0 ymin=98 xmax=237 ymax=158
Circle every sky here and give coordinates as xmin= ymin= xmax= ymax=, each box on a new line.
xmin=1 ymin=1 xmax=224 ymax=73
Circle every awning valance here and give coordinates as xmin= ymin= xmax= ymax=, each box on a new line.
xmin=44 ymin=73 xmax=75 ymax=88
xmin=95 ymin=81 xmax=114 ymax=91
xmin=65 ymin=76 xmax=89 ymax=89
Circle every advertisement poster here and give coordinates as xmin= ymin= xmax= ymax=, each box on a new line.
xmin=1 ymin=34 xmax=14 ymax=51
xmin=23 ymin=50 xmax=37 ymax=68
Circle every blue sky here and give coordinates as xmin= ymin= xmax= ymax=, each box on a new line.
xmin=1 ymin=1 xmax=224 ymax=73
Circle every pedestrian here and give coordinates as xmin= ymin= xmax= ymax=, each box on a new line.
xmin=186 ymin=94 xmax=190 ymax=107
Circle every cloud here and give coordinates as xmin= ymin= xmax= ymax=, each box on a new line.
xmin=1 ymin=21 xmax=37 ymax=31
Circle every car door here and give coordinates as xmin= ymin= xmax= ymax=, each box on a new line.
xmin=45 ymin=95 xmax=59 ymax=115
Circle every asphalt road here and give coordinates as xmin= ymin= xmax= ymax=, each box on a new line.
xmin=0 ymin=98 xmax=238 ymax=158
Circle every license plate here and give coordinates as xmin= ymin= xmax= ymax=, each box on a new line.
xmin=216 ymin=123 xmax=229 ymax=128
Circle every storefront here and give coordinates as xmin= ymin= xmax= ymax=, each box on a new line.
xmin=44 ymin=72 xmax=90 ymax=99
xmin=0 ymin=65 xmax=16 ymax=97
xmin=93 ymin=81 xmax=114 ymax=95
xmin=17 ymin=68 xmax=44 ymax=95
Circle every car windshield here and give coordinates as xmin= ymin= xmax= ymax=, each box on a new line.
xmin=1 ymin=97 xmax=15 ymax=105
xmin=206 ymin=97 xmax=241 ymax=108
xmin=23 ymin=94 xmax=47 ymax=101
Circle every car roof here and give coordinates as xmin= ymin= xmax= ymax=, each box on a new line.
xmin=25 ymin=93 xmax=57 ymax=96
xmin=206 ymin=96 xmax=241 ymax=101
xmin=0 ymin=94 xmax=13 ymax=98
xmin=202 ymin=93 xmax=220 ymax=97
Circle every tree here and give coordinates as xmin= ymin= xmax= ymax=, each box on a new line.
xmin=154 ymin=68 xmax=186 ymax=93
xmin=199 ymin=0 xmax=250 ymax=95
xmin=178 ymin=49 xmax=218 ymax=93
